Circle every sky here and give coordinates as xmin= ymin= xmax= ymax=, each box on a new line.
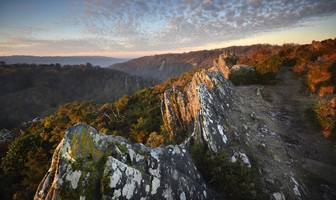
xmin=0 ymin=0 xmax=335 ymax=58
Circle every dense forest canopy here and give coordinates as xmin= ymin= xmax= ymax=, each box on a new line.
xmin=0 ymin=62 xmax=156 ymax=129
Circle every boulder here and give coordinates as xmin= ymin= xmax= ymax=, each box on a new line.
xmin=34 ymin=123 xmax=219 ymax=200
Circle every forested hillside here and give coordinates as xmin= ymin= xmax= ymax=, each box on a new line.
xmin=110 ymin=44 xmax=275 ymax=81
xmin=0 ymin=56 xmax=128 ymax=68
xmin=0 ymin=62 xmax=156 ymax=129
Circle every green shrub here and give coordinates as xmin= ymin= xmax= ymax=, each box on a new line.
xmin=1 ymin=133 xmax=42 ymax=177
xmin=229 ymin=68 xmax=259 ymax=86
xmin=314 ymin=101 xmax=335 ymax=138
xmin=305 ymin=101 xmax=336 ymax=138
xmin=258 ymin=72 xmax=277 ymax=85
xmin=229 ymin=68 xmax=276 ymax=86
xmin=190 ymin=143 xmax=266 ymax=199
xmin=305 ymin=106 xmax=321 ymax=128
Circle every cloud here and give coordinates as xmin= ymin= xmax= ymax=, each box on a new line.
xmin=75 ymin=0 xmax=336 ymax=52
xmin=0 ymin=25 xmax=47 ymax=38
xmin=1 ymin=0 xmax=335 ymax=56
xmin=0 ymin=35 xmax=103 ymax=56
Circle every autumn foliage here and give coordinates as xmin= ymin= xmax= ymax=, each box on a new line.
xmin=1 ymin=39 xmax=335 ymax=199
xmin=0 ymin=66 xmax=205 ymax=199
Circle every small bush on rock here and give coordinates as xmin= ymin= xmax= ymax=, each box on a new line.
xmin=229 ymin=66 xmax=277 ymax=86
xmin=190 ymin=143 xmax=266 ymax=200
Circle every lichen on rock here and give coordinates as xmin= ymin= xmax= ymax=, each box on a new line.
xmin=34 ymin=123 xmax=219 ymax=200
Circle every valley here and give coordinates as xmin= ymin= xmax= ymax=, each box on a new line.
xmin=0 ymin=63 xmax=156 ymax=129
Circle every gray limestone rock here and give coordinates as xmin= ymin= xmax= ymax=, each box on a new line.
xmin=34 ymin=123 xmax=219 ymax=200
xmin=162 ymin=66 xmax=234 ymax=152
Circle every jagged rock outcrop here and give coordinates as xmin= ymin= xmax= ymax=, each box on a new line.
xmin=160 ymin=52 xmax=336 ymax=199
xmin=162 ymin=67 xmax=234 ymax=152
xmin=212 ymin=51 xmax=237 ymax=79
xmin=34 ymin=123 xmax=219 ymax=200
xmin=162 ymin=51 xmax=240 ymax=153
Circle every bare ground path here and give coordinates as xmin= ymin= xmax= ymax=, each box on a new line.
xmin=234 ymin=66 xmax=336 ymax=199
xmin=270 ymin=67 xmax=336 ymax=199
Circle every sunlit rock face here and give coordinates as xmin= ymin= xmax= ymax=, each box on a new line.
xmin=213 ymin=53 xmax=230 ymax=79
xmin=34 ymin=123 xmax=218 ymax=200
xmin=161 ymin=64 xmax=234 ymax=152
xmin=160 ymin=52 xmax=320 ymax=200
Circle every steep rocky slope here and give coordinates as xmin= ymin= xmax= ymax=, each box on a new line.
xmin=161 ymin=54 xmax=336 ymax=199
xmin=110 ymin=44 xmax=275 ymax=81
xmin=36 ymin=51 xmax=336 ymax=199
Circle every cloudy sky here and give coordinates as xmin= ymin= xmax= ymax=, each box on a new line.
xmin=1 ymin=0 xmax=335 ymax=57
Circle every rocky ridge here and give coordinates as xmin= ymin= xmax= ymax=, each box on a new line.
xmin=35 ymin=52 xmax=336 ymax=199
xmin=109 ymin=44 xmax=274 ymax=82
xmin=161 ymin=53 xmax=336 ymax=199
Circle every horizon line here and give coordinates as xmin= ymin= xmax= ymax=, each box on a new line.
xmin=1 ymin=37 xmax=334 ymax=58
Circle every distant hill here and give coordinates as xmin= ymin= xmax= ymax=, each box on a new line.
xmin=0 ymin=63 xmax=156 ymax=129
xmin=0 ymin=56 xmax=129 ymax=68
xmin=109 ymin=44 xmax=275 ymax=81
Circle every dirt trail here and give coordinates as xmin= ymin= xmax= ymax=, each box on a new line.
xmin=234 ymin=67 xmax=336 ymax=199
xmin=270 ymin=67 xmax=336 ymax=198
xmin=270 ymin=67 xmax=335 ymax=164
